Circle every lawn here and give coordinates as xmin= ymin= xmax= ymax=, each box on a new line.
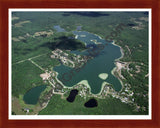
xmin=12 ymin=60 xmax=44 ymax=97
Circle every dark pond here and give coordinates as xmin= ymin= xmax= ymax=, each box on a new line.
xmin=84 ymin=98 xmax=98 ymax=108
xmin=66 ymin=89 xmax=78 ymax=102
xmin=127 ymin=23 xmax=136 ymax=26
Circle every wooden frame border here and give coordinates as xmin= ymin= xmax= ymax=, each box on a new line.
xmin=0 ymin=0 xmax=159 ymax=128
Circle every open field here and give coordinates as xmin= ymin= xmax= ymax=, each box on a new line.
xmin=12 ymin=60 xmax=44 ymax=97
xmin=39 ymin=94 xmax=139 ymax=115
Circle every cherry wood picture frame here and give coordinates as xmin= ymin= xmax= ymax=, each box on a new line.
xmin=0 ymin=0 xmax=160 ymax=128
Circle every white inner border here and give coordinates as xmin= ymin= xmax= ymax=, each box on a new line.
xmin=9 ymin=8 xmax=152 ymax=120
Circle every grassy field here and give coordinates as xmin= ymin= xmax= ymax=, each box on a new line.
xmin=32 ymin=53 xmax=60 ymax=70
xmin=12 ymin=61 xmax=44 ymax=97
xmin=39 ymin=94 xmax=138 ymax=115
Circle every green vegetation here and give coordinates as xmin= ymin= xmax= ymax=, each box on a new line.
xmin=12 ymin=11 xmax=149 ymax=115
xmin=32 ymin=54 xmax=60 ymax=70
xmin=12 ymin=61 xmax=43 ymax=97
xmin=12 ymin=12 xmax=147 ymax=38
xmin=121 ymin=68 xmax=148 ymax=114
xmin=116 ymin=27 xmax=148 ymax=64
xmin=114 ymin=22 xmax=149 ymax=114
xmin=39 ymin=94 xmax=138 ymax=115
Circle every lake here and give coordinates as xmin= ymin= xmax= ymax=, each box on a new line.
xmin=53 ymin=25 xmax=66 ymax=32
xmin=53 ymin=27 xmax=122 ymax=94
xmin=23 ymin=85 xmax=46 ymax=105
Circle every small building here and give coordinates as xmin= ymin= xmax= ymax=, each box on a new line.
xmin=24 ymin=108 xmax=29 ymax=113
xmin=51 ymin=55 xmax=55 ymax=58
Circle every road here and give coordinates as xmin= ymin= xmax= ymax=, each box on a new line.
xmin=12 ymin=53 xmax=47 ymax=65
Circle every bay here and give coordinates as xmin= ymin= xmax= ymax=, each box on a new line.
xmin=54 ymin=30 xmax=122 ymax=94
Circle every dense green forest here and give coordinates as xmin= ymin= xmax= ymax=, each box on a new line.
xmin=12 ymin=11 xmax=149 ymax=115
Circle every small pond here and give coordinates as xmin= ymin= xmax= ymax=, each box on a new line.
xmin=84 ymin=98 xmax=98 ymax=108
xmin=23 ymin=85 xmax=46 ymax=105
xmin=53 ymin=25 xmax=66 ymax=32
xmin=66 ymin=89 xmax=78 ymax=102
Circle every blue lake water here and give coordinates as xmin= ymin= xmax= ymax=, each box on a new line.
xmin=76 ymin=26 xmax=82 ymax=31
xmin=53 ymin=30 xmax=122 ymax=94
xmin=54 ymin=25 xmax=66 ymax=32
xmin=23 ymin=85 xmax=46 ymax=105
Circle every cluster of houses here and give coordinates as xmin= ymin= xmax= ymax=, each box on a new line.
xmin=50 ymin=48 xmax=88 ymax=68
xmin=100 ymin=82 xmax=146 ymax=112
xmin=74 ymin=84 xmax=89 ymax=98
xmin=101 ymin=83 xmax=135 ymax=105
xmin=39 ymin=49 xmax=92 ymax=98
xmin=51 ymin=49 xmax=75 ymax=67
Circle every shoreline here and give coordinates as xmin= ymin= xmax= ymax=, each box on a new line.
xmin=95 ymin=81 xmax=110 ymax=96
xmin=53 ymin=35 xmax=125 ymax=96
xmin=111 ymin=40 xmax=124 ymax=91
xmin=55 ymin=71 xmax=92 ymax=90
xmin=112 ymin=40 xmax=124 ymax=61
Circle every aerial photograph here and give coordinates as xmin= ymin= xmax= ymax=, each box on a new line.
xmin=10 ymin=10 xmax=150 ymax=116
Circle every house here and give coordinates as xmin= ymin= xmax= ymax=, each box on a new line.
xmin=24 ymin=108 xmax=29 ymax=113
